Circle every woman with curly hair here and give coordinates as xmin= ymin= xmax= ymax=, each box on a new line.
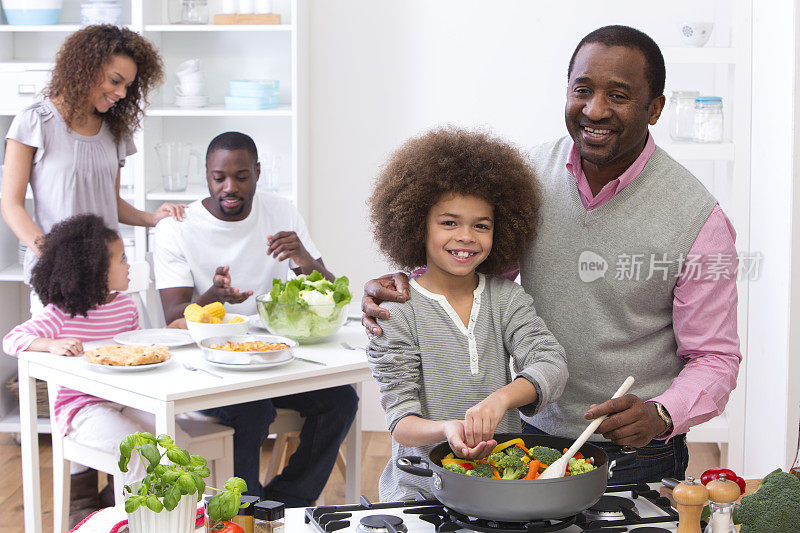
xmin=366 ymin=126 xmax=568 ymax=501
xmin=1 ymin=214 xmax=182 ymax=526
xmin=1 ymin=25 xmax=185 ymax=311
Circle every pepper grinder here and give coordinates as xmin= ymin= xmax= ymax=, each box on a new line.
xmin=705 ymin=473 xmax=740 ymax=533
xmin=673 ymin=476 xmax=709 ymax=533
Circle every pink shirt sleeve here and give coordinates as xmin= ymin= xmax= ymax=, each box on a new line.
xmin=2 ymin=305 xmax=65 ymax=356
xmin=650 ymin=205 xmax=742 ymax=439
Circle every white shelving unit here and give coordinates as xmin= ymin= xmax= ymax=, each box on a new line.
xmin=656 ymin=1 xmax=752 ymax=474
xmin=0 ymin=0 xmax=306 ymax=435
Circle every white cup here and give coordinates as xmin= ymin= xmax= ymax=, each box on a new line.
xmin=221 ymin=0 xmax=237 ymax=13
xmin=255 ymin=0 xmax=271 ymax=14
xmin=176 ymin=59 xmax=200 ymax=76
xmin=238 ymin=0 xmax=254 ymax=14
xmin=175 ymin=83 xmax=205 ymax=97
xmin=176 ymin=70 xmax=204 ymax=87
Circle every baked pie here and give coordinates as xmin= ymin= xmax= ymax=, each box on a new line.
xmin=85 ymin=344 xmax=170 ymax=366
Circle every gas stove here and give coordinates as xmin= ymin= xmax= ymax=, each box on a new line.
xmin=285 ymin=483 xmax=698 ymax=532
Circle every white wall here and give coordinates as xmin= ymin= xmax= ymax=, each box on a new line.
xmin=745 ymin=0 xmax=800 ymax=477
xmin=304 ymin=1 xmax=745 ymax=432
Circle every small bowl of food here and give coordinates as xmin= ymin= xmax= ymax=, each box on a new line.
xmin=256 ymin=271 xmax=352 ymax=344
xmin=200 ymin=334 xmax=295 ymax=365
xmin=184 ymin=302 xmax=249 ymax=344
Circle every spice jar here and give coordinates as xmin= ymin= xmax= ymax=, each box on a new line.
xmin=254 ymin=500 xmax=285 ymax=533
xmin=231 ymin=495 xmax=260 ymax=533
xmin=669 ymin=90 xmax=701 ymax=141
xmin=181 ymin=0 xmax=209 ymax=24
xmin=693 ymin=96 xmax=724 ymax=143
xmin=203 ymin=494 xmax=218 ymax=533
xmin=704 ymin=474 xmax=740 ymax=533
xmin=673 ymin=476 xmax=709 ymax=533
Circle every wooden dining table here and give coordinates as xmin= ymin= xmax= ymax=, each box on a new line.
xmin=17 ymin=322 xmax=371 ymax=533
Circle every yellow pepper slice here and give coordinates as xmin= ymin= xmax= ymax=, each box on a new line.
xmin=441 ymin=458 xmax=475 ymax=468
xmin=490 ymin=438 xmax=526 ymax=455
xmin=443 ymin=452 xmax=454 ymax=460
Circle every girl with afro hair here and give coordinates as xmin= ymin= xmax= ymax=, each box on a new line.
xmin=366 ymin=126 xmax=568 ymax=502
xmin=2 ymin=214 xmax=159 ymax=526
xmin=2 ymin=25 xmax=185 ymax=314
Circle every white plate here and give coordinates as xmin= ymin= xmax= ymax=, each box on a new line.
xmin=113 ymin=329 xmax=193 ymax=348
xmin=248 ymin=314 xmax=269 ymax=331
xmin=84 ymin=358 xmax=172 ymax=372
xmin=204 ymin=356 xmax=294 ymax=371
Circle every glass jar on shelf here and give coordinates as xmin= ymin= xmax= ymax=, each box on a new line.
xmin=693 ymin=96 xmax=724 ymax=143
xmin=668 ymin=90 xmax=700 ymax=141
xmin=181 ymin=0 xmax=209 ymax=24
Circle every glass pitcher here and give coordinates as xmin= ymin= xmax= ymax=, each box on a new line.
xmin=154 ymin=142 xmax=200 ymax=192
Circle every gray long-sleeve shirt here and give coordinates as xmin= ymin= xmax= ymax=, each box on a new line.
xmin=367 ymin=274 xmax=567 ymax=501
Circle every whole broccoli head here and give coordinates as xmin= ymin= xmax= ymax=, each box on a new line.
xmin=505 ymin=446 xmax=527 ymax=460
xmin=567 ymin=457 xmax=596 ymax=476
xmin=466 ymin=463 xmax=494 ymax=478
xmin=528 ymin=446 xmax=562 ymax=466
xmin=443 ymin=463 xmax=467 ymax=475
xmin=738 ymin=468 xmax=800 ymax=533
xmin=498 ymin=454 xmax=527 ymax=480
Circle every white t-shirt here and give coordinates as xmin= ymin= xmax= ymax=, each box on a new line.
xmin=153 ymin=192 xmax=321 ymax=315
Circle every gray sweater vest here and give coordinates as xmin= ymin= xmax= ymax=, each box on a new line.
xmin=521 ymin=136 xmax=717 ymax=440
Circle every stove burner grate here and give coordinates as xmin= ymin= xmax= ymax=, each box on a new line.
xmin=303 ymin=484 xmax=692 ymax=532
xmin=357 ymin=513 xmax=408 ymax=533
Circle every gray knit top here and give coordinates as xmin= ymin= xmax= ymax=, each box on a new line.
xmin=521 ymin=136 xmax=717 ymax=440
xmin=368 ymin=274 xmax=567 ymax=501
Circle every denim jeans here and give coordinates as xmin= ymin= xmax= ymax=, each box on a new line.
xmin=202 ymin=385 xmax=359 ymax=507
xmin=521 ymin=421 xmax=688 ymax=484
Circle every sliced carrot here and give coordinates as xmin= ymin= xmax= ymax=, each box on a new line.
xmin=515 ymin=442 xmax=529 ymax=454
xmin=492 ymin=468 xmax=500 ymax=479
xmin=524 ymin=460 xmax=541 ymax=480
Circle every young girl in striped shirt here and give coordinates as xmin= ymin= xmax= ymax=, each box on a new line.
xmin=3 ymin=214 xmax=152 ymax=524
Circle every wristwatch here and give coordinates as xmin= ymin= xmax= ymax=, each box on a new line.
xmin=649 ymin=401 xmax=673 ymax=436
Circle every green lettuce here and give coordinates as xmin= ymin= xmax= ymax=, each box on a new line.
xmin=258 ymin=271 xmax=351 ymax=341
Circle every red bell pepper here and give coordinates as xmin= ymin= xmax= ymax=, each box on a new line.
xmin=700 ymin=468 xmax=746 ymax=494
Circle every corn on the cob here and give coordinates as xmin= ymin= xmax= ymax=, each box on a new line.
xmin=202 ymin=302 xmax=226 ymax=320
xmin=228 ymin=316 xmax=245 ymax=324
xmin=183 ymin=303 xmax=206 ymax=322
xmin=208 ymin=317 xmax=222 ymax=324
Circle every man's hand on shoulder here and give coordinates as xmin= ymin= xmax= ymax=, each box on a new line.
xmin=205 ymin=265 xmax=253 ymax=304
xmin=584 ymin=394 xmax=667 ymax=448
xmin=361 ymin=272 xmax=411 ymax=336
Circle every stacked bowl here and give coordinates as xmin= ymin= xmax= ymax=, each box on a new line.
xmin=225 ymin=80 xmax=279 ymax=110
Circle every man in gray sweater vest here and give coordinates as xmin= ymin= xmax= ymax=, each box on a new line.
xmin=362 ymin=26 xmax=741 ymax=484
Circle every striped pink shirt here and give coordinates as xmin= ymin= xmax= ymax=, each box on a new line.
xmin=2 ymin=293 xmax=139 ymax=436
xmin=566 ymin=135 xmax=742 ymax=440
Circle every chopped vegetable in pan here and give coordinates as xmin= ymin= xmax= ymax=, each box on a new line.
xmin=441 ymin=440 xmax=596 ymax=480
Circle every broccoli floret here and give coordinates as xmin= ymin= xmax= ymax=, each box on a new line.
xmin=466 ymin=463 xmax=494 ymax=478
xmin=443 ymin=463 xmax=467 ymax=475
xmin=567 ymin=457 xmax=596 ymax=475
xmin=487 ymin=452 xmax=506 ymax=465
xmin=498 ymin=454 xmax=527 ymax=480
xmin=528 ymin=446 xmax=562 ymax=466
xmin=505 ymin=446 xmax=527 ymax=460
xmin=738 ymin=468 xmax=800 ymax=533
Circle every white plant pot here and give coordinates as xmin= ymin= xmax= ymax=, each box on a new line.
xmin=126 ymin=491 xmax=197 ymax=533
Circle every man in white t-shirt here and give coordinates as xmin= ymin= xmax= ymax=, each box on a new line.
xmin=153 ymin=131 xmax=358 ymax=506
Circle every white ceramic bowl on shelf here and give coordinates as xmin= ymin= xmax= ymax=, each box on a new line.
xmin=679 ymin=22 xmax=714 ymax=47
xmin=2 ymin=0 xmax=63 ymax=24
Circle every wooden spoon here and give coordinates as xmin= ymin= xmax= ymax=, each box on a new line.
xmin=538 ymin=376 xmax=635 ymax=479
